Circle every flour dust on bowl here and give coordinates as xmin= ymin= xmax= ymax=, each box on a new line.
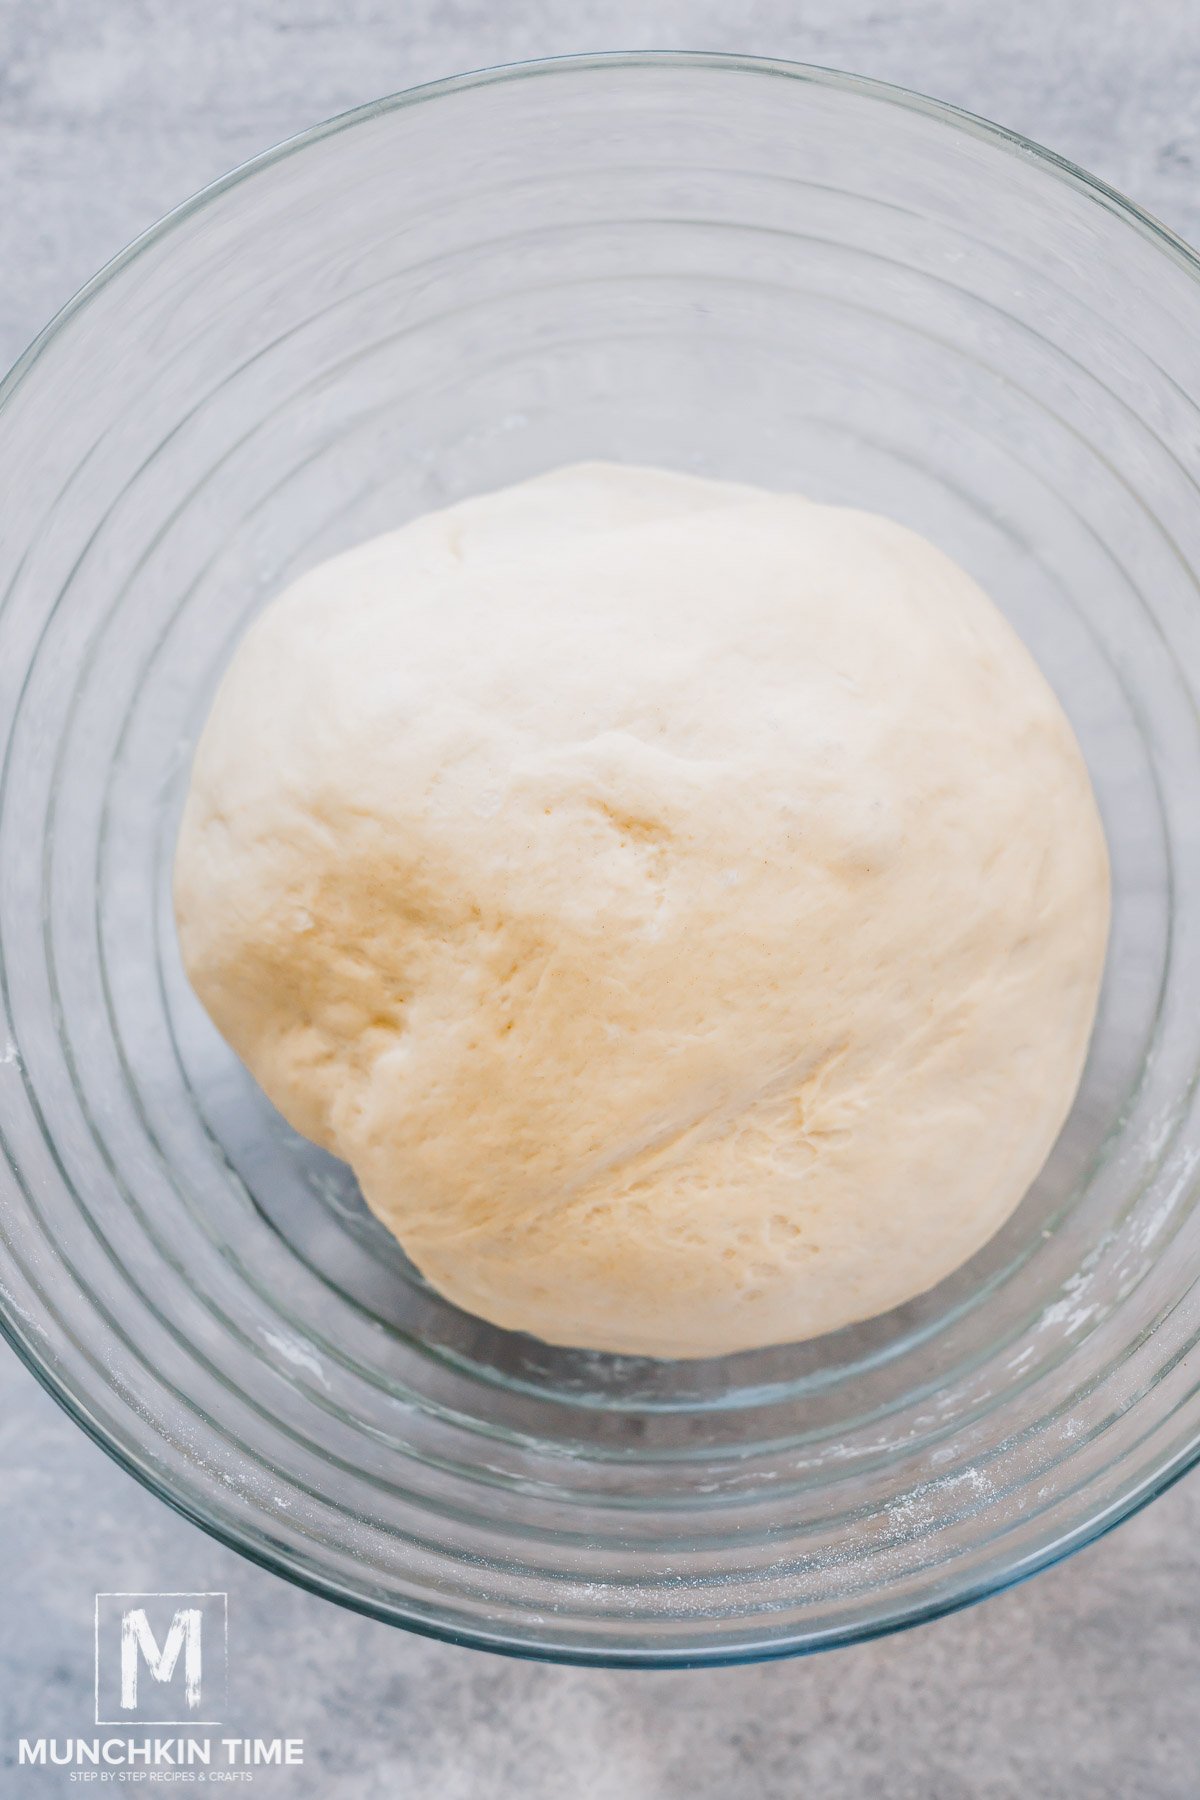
xmin=1 ymin=53 xmax=1199 ymax=1665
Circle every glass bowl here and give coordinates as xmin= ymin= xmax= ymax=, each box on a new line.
xmin=2 ymin=52 xmax=1200 ymax=1667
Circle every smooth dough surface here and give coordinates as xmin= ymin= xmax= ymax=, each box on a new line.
xmin=174 ymin=463 xmax=1110 ymax=1358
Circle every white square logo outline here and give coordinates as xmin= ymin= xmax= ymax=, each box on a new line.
xmin=94 ymin=1592 xmax=228 ymax=1726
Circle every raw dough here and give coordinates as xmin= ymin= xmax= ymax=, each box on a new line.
xmin=174 ymin=463 xmax=1110 ymax=1358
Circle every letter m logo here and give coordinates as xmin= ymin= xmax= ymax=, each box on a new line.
xmin=95 ymin=1593 xmax=227 ymax=1725
xmin=121 ymin=1606 xmax=202 ymax=1710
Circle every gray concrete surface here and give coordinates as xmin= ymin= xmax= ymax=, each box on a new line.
xmin=2 ymin=3 xmax=1200 ymax=1794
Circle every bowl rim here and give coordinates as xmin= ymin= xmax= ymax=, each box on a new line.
xmin=3 ymin=47 xmax=1200 ymax=1667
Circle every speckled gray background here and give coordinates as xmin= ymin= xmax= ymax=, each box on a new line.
xmin=3 ymin=3 xmax=1200 ymax=1795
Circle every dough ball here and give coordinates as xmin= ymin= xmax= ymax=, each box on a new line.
xmin=174 ymin=463 xmax=1110 ymax=1358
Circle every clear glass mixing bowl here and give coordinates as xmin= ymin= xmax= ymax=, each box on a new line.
xmin=2 ymin=53 xmax=1200 ymax=1665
